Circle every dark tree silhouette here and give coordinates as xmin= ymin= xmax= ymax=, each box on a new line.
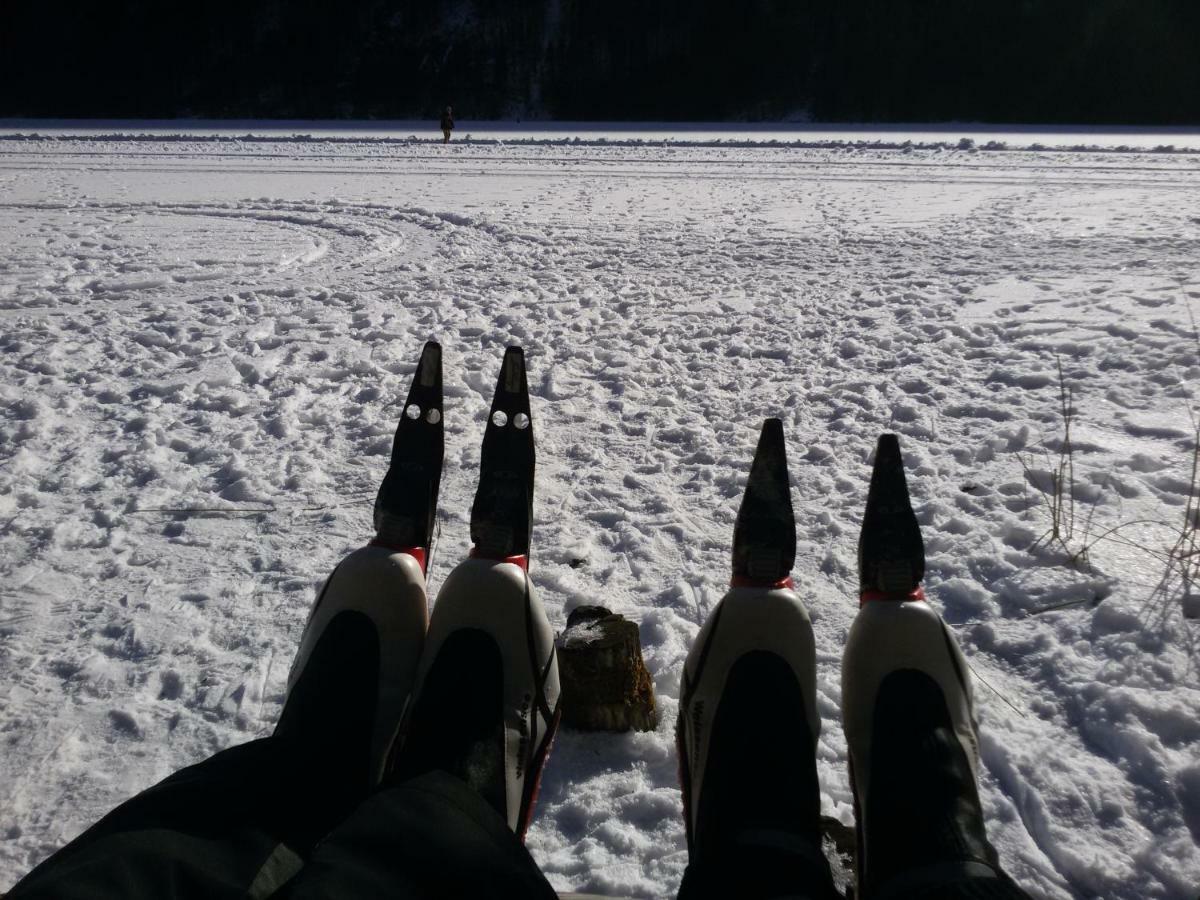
xmin=1 ymin=0 xmax=1197 ymax=122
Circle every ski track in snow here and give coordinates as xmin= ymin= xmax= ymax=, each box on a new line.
xmin=1 ymin=136 xmax=1199 ymax=898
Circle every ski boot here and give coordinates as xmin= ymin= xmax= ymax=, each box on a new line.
xmin=844 ymin=434 xmax=1028 ymax=899
xmin=676 ymin=419 xmax=838 ymax=898
xmin=276 ymin=341 xmax=444 ymax=793
xmin=390 ymin=347 xmax=561 ymax=840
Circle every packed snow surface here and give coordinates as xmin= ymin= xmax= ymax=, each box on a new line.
xmin=1 ymin=127 xmax=1199 ymax=899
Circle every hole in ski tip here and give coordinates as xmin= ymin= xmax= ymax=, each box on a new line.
xmin=426 ymin=408 xmax=441 ymax=425
xmin=405 ymin=404 xmax=421 ymax=420
xmin=492 ymin=410 xmax=509 ymax=427
xmin=513 ymin=412 xmax=530 ymax=430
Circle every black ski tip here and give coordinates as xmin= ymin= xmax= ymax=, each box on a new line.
xmin=731 ymin=418 xmax=796 ymax=584
xmin=858 ymin=433 xmax=925 ymax=595
xmin=471 ymin=346 xmax=536 ymax=559
xmin=411 ymin=340 xmax=442 ymax=400
xmin=392 ymin=341 xmax=443 ymax=454
xmin=493 ymin=346 xmax=530 ymax=408
xmin=481 ymin=346 xmax=532 ymax=437
xmin=373 ymin=341 xmax=445 ymax=554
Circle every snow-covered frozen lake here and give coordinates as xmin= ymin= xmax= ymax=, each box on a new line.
xmin=1 ymin=126 xmax=1199 ymax=898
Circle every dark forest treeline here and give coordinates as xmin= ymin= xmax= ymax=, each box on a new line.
xmin=2 ymin=0 xmax=1197 ymax=123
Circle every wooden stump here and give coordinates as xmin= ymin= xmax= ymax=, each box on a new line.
xmin=556 ymin=606 xmax=658 ymax=733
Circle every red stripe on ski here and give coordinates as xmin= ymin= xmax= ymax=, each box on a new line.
xmin=468 ymin=548 xmax=529 ymax=571
xmin=729 ymin=574 xmax=795 ymax=589
xmin=517 ymin=707 xmax=561 ymax=843
xmin=368 ymin=542 xmax=427 ymax=574
xmin=859 ymin=586 xmax=925 ymax=605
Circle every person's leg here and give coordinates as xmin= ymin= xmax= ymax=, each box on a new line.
xmin=676 ymin=420 xmax=841 ymax=900
xmin=389 ymin=347 xmax=561 ymax=839
xmin=844 ymin=435 xmax=1032 ymax=900
xmin=278 ymin=347 xmax=561 ymax=898
xmin=7 ymin=344 xmax=444 ymax=899
xmin=275 ymin=771 xmax=557 ymax=899
xmin=7 ymin=738 xmax=304 ymax=900
xmin=676 ymin=646 xmax=840 ymax=900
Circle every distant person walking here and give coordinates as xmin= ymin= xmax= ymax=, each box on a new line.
xmin=440 ymin=107 xmax=454 ymax=144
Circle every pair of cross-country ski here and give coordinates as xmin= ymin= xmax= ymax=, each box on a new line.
xmin=370 ymin=341 xmax=535 ymax=572
xmin=280 ymin=341 xmax=1020 ymax=897
xmin=281 ymin=342 xmax=555 ymax=842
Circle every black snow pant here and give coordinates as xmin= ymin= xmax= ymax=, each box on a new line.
xmin=8 ymin=737 xmax=1033 ymax=900
xmin=6 ymin=737 xmax=558 ymax=900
